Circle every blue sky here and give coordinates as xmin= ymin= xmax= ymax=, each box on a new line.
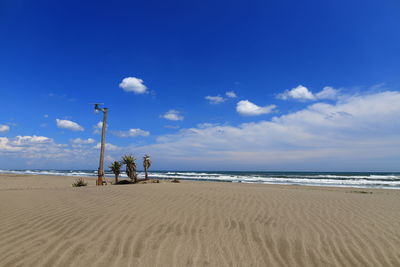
xmin=0 ymin=0 xmax=400 ymax=171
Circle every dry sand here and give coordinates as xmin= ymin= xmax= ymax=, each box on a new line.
xmin=0 ymin=174 xmax=400 ymax=267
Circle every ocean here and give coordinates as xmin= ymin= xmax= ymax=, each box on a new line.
xmin=1 ymin=169 xmax=399 ymax=189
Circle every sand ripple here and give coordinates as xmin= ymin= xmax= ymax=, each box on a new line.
xmin=0 ymin=175 xmax=400 ymax=266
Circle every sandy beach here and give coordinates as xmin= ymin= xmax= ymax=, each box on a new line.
xmin=0 ymin=174 xmax=399 ymax=267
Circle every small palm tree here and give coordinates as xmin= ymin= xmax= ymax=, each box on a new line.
xmin=121 ymin=155 xmax=137 ymax=183
xmin=109 ymin=161 xmax=122 ymax=184
xmin=143 ymin=155 xmax=151 ymax=180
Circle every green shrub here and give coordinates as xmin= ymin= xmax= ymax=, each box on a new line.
xmin=72 ymin=178 xmax=88 ymax=187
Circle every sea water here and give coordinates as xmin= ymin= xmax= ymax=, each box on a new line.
xmin=1 ymin=169 xmax=399 ymax=189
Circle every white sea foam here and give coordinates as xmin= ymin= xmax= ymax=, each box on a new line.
xmin=1 ymin=170 xmax=399 ymax=189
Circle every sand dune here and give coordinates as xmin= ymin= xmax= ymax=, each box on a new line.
xmin=0 ymin=174 xmax=400 ymax=266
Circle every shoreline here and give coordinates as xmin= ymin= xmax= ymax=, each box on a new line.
xmin=1 ymin=173 xmax=400 ymax=266
xmin=0 ymin=172 xmax=399 ymax=191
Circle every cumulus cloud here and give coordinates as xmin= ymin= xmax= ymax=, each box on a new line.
xmin=278 ymin=85 xmax=340 ymax=101
xmin=93 ymin=142 xmax=121 ymax=151
xmin=70 ymin=138 xmax=95 ymax=144
xmin=127 ymin=90 xmax=400 ymax=170
xmin=277 ymin=85 xmax=316 ymax=101
xmin=12 ymin=135 xmax=52 ymax=145
xmin=0 ymin=134 xmax=101 ymax=169
xmin=119 ymin=77 xmax=148 ymax=94
xmin=0 ymin=134 xmax=126 ymax=169
xmin=205 ymin=95 xmax=226 ymax=104
xmin=236 ymin=100 xmax=277 ymax=116
xmin=0 ymin=135 xmax=53 ymax=152
xmin=3 ymin=88 xmax=399 ymax=171
xmin=113 ymin=128 xmax=150 ymax=137
xmin=0 ymin=135 xmax=119 ymax=168
xmin=0 ymin=124 xmax=10 ymax=133
xmin=197 ymin=123 xmax=220 ymax=128
xmin=161 ymin=110 xmax=184 ymax=121
xmin=56 ymin=119 xmax=84 ymax=131
xmin=226 ymin=91 xmax=237 ymax=98
xmin=315 ymin=86 xmax=339 ymax=100
xmin=0 ymin=137 xmax=15 ymax=151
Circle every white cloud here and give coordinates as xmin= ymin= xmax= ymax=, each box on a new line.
xmin=119 ymin=77 xmax=148 ymax=94
xmin=0 ymin=137 xmax=22 ymax=152
xmin=205 ymin=95 xmax=226 ymax=104
xmin=0 ymin=135 xmax=100 ymax=168
xmin=128 ymin=90 xmax=400 ymax=170
xmin=161 ymin=110 xmax=184 ymax=121
xmin=113 ymin=128 xmax=150 ymax=137
xmin=226 ymin=91 xmax=237 ymax=98
xmin=278 ymin=85 xmax=340 ymax=101
xmin=56 ymin=119 xmax=84 ymax=131
xmin=0 ymin=124 xmax=10 ymax=133
xmin=0 ymin=135 xmax=53 ymax=152
xmin=93 ymin=142 xmax=121 ymax=151
xmin=0 ymin=135 xmax=117 ymax=167
xmin=43 ymin=114 xmax=49 ymax=118
xmin=236 ymin=100 xmax=277 ymax=116
xmin=12 ymin=135 xmax=52 ymax=145
xmin=277 ymin=85 xmax=316 ymax=101
xmin=92 ymin=121 xmax=106 ymax=134
xmin=2 ymin=89 xmax=399 ymax=171
xmin=205 ymin=91 xmax=237 ymax=104
xmin=197 ymin=123 xmax=220 ymax=128
xmin=70 ymin=138 xmax=95 ymax=144
xmin=315 ymin=86 xmax=339 ymax=100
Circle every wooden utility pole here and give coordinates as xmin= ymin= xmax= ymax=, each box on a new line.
xmin=95 ymin=104 xmax=108 ymax=186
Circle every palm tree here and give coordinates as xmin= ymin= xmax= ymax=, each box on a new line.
xmin=121 ymin=155 xmax=137 ymax=183
xmin=109 ymin=161 xmax=122 ymax=184
xmin=143 ymin=155 xmax=151 ymax=180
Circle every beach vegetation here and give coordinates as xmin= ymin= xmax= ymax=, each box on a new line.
xmin=143 ymin=154 xmax=151 ymax=180
xmin=115 ymin=180 xmax=131 ymax=185
xmin=121 ymin=155 xmax=137 ymax=183
xmin=72 ymin=178 xmax=88 ymax=187
xmin=350 ymin=190 xmax=372 ymax=194
xmin=109 ymin=161 xmax=122 ymax=184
